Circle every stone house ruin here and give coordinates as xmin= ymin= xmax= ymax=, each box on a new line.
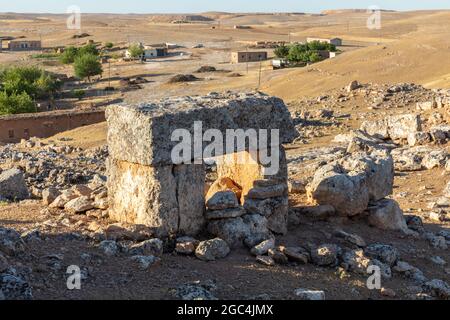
xmin=0 ymin=109 xmax=105 ymax=143
xmin=231 ymin=51 xmax=268 ymax=63
xmin=7 ymin=40 xmax=42 ymax=51
xmin=106 ymin=92 xmax=298 ymax=244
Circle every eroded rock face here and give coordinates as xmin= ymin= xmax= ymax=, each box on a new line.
xmin=0 ymin=169 xmax=29 ymax=201
xmin=367 ymin=199 xmax=409 ymax=233
xmin=107 ymin=159 xmax=205 ymax=237
xmin=361 ymin=114 xmax=422 ymax=142
xmin=106 ymin=92 xmax=295 ymax=239
xmin=106 ymin=92 xmax=298 ymax=166
xmin=307 ymin=151 xmax=394 ymax=216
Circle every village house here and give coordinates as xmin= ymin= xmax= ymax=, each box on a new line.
xmin=231 ymin=51 xmax=268 ymax=63
xmin=125 ymin=43 xmax=168 ymax=60
xmin=306 ymin=37 xmax=342 ymax=46
xmin=8 ymin=39 xmax=42 ymax=51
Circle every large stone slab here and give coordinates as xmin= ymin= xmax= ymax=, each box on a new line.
xmin=106 ymin=92 xmax=298 ymax=166
xmin=107 ymin=159 xmax=205 ymax=237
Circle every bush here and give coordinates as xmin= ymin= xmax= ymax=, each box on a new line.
xmin=274 ymin=45 xmax=290 ymax=59
xmin=73 ymin=54 xmax=103 ymax=82
xmin=78 ymin=43 xmax=99 ymax=57
xmin=0 ymin=66 xmax=61 ymax=99
xmin=0 ymin=91 xmax=36 ymax=115
xmin=127 ymin=44 xmax=144 ymax=59
xmin=60 ymin=46 xmax=79 ymax=64
xmin=72 ymin=89 xmax=86 ymax=100
xmin=104 ymin=42 xmax=114 ymax=49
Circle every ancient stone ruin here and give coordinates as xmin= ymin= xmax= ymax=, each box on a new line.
xmin=106 ymin=92 xmax=298 ymax=244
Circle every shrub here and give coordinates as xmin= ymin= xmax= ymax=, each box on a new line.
xmin=72 ymin=89 xmax=86 ymax=100
xmin=73 ymin=54 xmax=103 ymax=82
xmin=127 ymin=44 xmax=144 ymax=59
xmin=78 ymin=43 xmax=99 ymax=57
xmin=104 ymin=42 xmax=114 ymax=49
xmin=60 ymin=46 xmax=79 ymax=64
xmin=0 ymin=91 xmax=36 ymax=115
xmin=274 ymin=45 xmax=290 ymax=59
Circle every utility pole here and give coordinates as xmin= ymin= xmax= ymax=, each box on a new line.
xmin=257 ymin=59 xmax=262 ymax=89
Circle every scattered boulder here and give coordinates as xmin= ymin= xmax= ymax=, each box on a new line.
xmin=250 ymin=238 xmax=275 ymax=256
xmin=365 ymin=244 xmax=398 ymax=267
xmin=311 ymin=244 xmax=341 ymax=266
xmin=0 ymin=169 xmax=29 ymax=201
xmin=367 ymin=199 xmax=409 ymax=233
xmin=195 ymin=238 xmax=230 ymax=261
xmin=128 ymin=238 xmax=164 ymax=256
xmin=206 ymin=191 xmax=239 ymax=210
xmin=98 ymin=240 xmax=119 ymax=256
xmin=424 ymin=279 xmax=450 ymax=299
xmin=294 ymin=288 xmax=325 ymax=300
xmin=130 ymin=255 xmax=160 ymax=270
xmin=64 ymin=196 xmax=94 ymax=213
xmin=42 ymin=187 xmax=61 ymax=205
xmin=0 ymin=273 xmax=32 ymax=300
xmin=175 ymin=281 xmax=218 ymax=300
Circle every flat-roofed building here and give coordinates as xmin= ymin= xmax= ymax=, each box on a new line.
xmin=231 ymin=51 xmax=268 ymax=63
xmin=306 ymin=37 xmax=342 ymax=46
xmin=8 ymin=40 xmax=42 ymax=51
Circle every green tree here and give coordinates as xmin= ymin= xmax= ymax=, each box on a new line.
xmin=78 ymin=43 xmax=99 ymax=57
xmin=60 ymin=46 xmax=79 ymax=64
xmin=0 ymin=66 xmax=60 ymax=98
xmin=73 ymin=54 xmax=103 ymax=82
xmin=127 ymin=44 xmax=144 ymax=59
xmin=274 ymin=45 xmax=290 ymax=59
xmin=0 ymin=91 xmax=36 ymax=115
xmin=308 ymin=52 xmax=322 ymax=63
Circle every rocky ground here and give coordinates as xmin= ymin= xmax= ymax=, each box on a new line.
xmin=1 ymin=82 xmax=450 ymax=300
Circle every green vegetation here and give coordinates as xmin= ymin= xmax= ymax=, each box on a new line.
xmin=104 ymin=42 xmax=114 ymax=49
xmin=31 ymin=53 xmax=60 ymax=60
xmin=0 ymin=66 xmax=61 ymax=115
xmin=0 ymin=91 xmax=36 ymax=115
xmin=274 ymin=41 xmax=337 ymax=64
xmin=127 ymin=44 xmax=144 ymax=59
xmin=73 ymin=54 xmax=103 ymax=82
xmin=59 ymin=46 xmax=79 ymax=64
xmin=72 ymin=89 xmax=86 ymax=100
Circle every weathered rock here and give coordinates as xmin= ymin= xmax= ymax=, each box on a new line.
xmin=130 ymin=255 xmax=160 ymax=270
xmin=268 ymin=247 xmax=289 ymax=265
xmin=98 ymin=240 xmax=119 ymax=256
xmin=361 ymin=114 xmax=422 ymax=141
xmin=294 ymin=288 xmax=325 ymax=300
xmin=288 ymin=179 xmax=306 ymax=194
xmin=407 ymin=132 xmax=431 ymax=147
xmin=175 ymin=282 xmax=218 ymax=300
xmin=107 ymin=160 xmax=206 ymax=237
xmin=247 ymin=184 xmax=287 ymax=199
xmin=42 ymin=187 xmax=61 ymax=206
xmin=195 ymin=238 xmax=230 ymax=261
xmin=424 ymin=279 xmax=450 ymax=299
xmin=307 ymin=163 xmax=369 ymax=216
xmin=367 ymin=199 xmax=409 ymax=233
xmin=0 ymin=274 xmax=32 ymax=300
xmin=282 ymin=246 xmax=310 ymax=264
xmin=0 ymin=169 xmax=29 ymax=201
xmin=206 ymin=191 xmax=239 ymax=210
xmin=346 ymin=80 xmax=360 ymax=92
xmin=311 ymin=244 xmax=341 ymax=266
xmin=128 ymin=238 xmax=163 ymax=256
xmin=175 ymin=237 xmax=199 ymax=255
xmin=250 ymin=238 xmax=275 ymax=256
xmin=64 ymin=196 xmax=94 ymax=213
xmin=335 ymin=230 xmax=366 ymax=247
xmin=49 ymin=190 xmax=78 ymax=208
xmin=0 ymin=227 xmax=25 ymax=256
xmin=206 ymin=177 xmax=242 ymax=203
xmin=340 ymin=249 xmax=372 ymax=274
xmin=205 ymin=207 xmax=246 ymax=220
xmin=256 ymin=255 xmax=275 ymax=266
xmin=106 ymin=92 xmax=298 ymax=166
xmin=365 ymin=244 xmax=398 ymax=267
xmin=207 ymin=217 xmax=249 ymax=248
xmin=422 ymin=150 xmax=448 ymax=169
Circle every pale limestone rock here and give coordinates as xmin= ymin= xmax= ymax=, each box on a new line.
xmin=64 ymin=196 xmax=94 ymax=213
xmin=368 ymin=199 xmax=409 ymax=233
xmin=206 ymin=191 xmax=239 ymax=210
xmin=195 ymin=238 xmax=230 ymax=261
